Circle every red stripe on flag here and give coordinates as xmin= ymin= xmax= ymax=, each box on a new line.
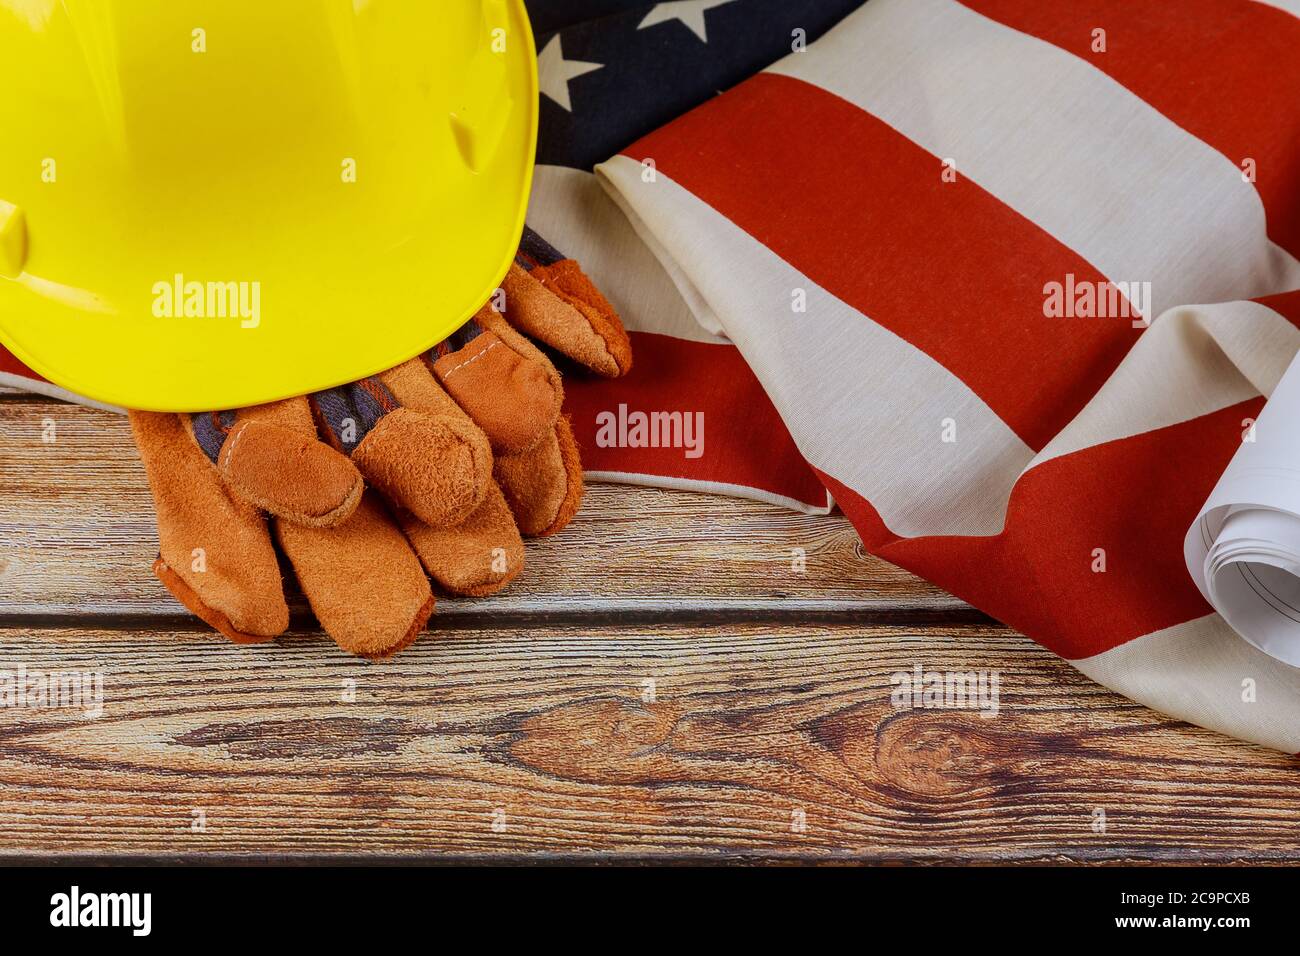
xmin=0 ymin=345 xmax=46 ymax=384
xmin=820 ymin=398 xmax=1262 ymax=659
xmin=625 ymin=72 xmax=1143 ymax=451
xmin=563 ymin=331 xmax=829 ymax=508
xmin=1256 ymin=289 xmax=1300 ymax=330
xmin=961 ymin=0 xmax=1300 ymax=258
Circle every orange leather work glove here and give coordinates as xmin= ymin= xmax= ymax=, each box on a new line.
xmin=130 ymin=232 xmax=632 ymax=658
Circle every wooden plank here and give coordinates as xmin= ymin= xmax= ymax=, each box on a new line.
xmin=1 ymin=622 xmax=1297 ymax=861
xmin=0 ymin=400 xmax=963 ymax=618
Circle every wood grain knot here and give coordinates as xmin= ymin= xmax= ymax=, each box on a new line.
xmin=873 ymin=710 xmax=1006 ymax=799
xmin=510 ymin=698 xmax=681 ymax=783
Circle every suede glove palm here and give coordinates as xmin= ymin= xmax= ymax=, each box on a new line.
xmin=130 ymin=234 xmax=631 ymax=658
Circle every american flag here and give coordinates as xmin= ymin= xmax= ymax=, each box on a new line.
xmin=586 ymin=0 xmax=1300 ymax=750
xmin=6 ymin=0 xmax=1300 ymax=749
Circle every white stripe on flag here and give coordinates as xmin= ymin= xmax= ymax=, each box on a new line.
xmin=527 ymin=164 xmax=731 ymax=344
xmin=0 ymin=371 xmax=124 ymax=413
xmin=1075 ymin=613 xmax=1300 ymax=752
xmin=1253 ymin=0 xmax=1300 ymax=19
xmin=586 ymin=469 xmax=832 ymax=516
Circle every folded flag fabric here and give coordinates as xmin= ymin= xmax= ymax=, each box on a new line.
xmin=596 ymin=0 xmax=1300 ymax=750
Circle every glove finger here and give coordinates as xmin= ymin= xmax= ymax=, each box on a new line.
xmin=275 ymin=491 xmax=435 ymax=659
xmin=495 ymin=416 xmax=584 ymax=538
xmin=431 ymin=306 xmax=563 ymax=455
xmin=192 ymin=398 xmax=363 ymax=528
xmin=400 ymin=481 xmax=525 ymax=597
xmin=504 ymin=228 xmax=633 ymax=378
xmin=130 ymin=410 xmax=288 ymax=642
xmin=313 ymin=361 xmax=493 ymax=529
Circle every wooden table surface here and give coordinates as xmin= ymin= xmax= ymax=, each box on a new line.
xmin=2 ymin=388 xmax=1299 ymax=863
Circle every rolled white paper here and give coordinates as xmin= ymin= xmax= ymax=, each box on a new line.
xmin=1186 ymin=350 xmax=1300 ymax=667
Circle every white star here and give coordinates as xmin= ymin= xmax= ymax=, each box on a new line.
xmin=537 ymin=35 xmax=603 ymax=113
xmin=637 ymin=1 xmax=738 ymax=43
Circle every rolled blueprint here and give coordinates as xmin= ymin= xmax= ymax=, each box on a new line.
xmin=1186 ymin=350 xmax=1300 ymax=666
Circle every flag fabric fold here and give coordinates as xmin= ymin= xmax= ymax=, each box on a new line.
xmin=594 ymin=0 xmax=1300 ymax=750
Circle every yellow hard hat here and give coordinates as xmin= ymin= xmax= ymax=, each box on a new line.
xmin=0 ymin=0 xmax=537 ymax=411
